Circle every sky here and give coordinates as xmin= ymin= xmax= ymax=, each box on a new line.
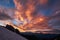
xmin=0 ymin=0 xmax=15 ymax=8
xmin=0 ymin=0 xmax=60 ymax=15
xmin=0 ymin=0 xmax=60 ymax=30
xmin=0 ymin=0 xmax=60 ymax=16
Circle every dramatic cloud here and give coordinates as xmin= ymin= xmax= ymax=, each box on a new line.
xmin=0 ymin=0 xmax=60 ymax=32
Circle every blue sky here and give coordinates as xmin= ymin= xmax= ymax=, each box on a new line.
xmin=0 ymin=0 xmax=15 ymax=8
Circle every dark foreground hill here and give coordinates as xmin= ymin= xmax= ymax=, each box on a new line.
xmin=0 ymin=25 xmax=60 ymax=40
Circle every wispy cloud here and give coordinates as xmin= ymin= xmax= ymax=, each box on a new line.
xmin=0 ymin=6 xmax=15 ymax=20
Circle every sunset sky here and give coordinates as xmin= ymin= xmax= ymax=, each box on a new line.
xmin=0 ymin=0 xmax=60 ymax=30
xmin=0 ymin=0 xmax=60 ymax=15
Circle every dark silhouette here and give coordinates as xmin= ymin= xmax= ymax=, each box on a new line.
xmin=5 ymin=24 xmax=15 ymax=32
xmin=4 ymin=25 xmax=60 ymax=40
